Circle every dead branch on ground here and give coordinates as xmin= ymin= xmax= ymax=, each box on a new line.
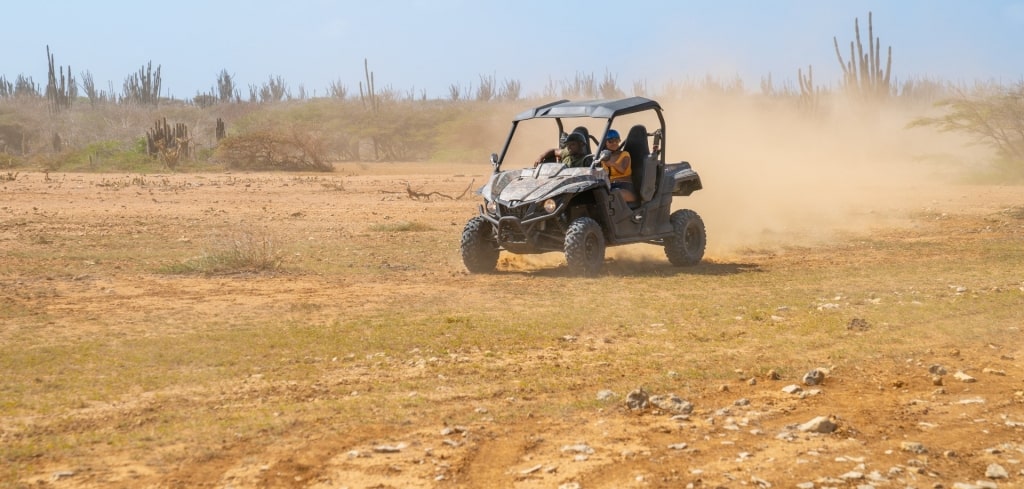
xmin=381 ymin=179 xmax=475 ymax=201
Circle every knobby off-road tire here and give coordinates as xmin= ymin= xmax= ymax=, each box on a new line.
xmin=665 ymin=209 xmax=706 ymax=266
xmin=564 ymin=217 xmax=605 ymax=276
xmin=461 ymin=216 xmax=499 ymax=273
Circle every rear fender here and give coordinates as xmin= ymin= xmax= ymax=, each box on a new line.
xmin=665 ymin=162 xmax=702 ymax=196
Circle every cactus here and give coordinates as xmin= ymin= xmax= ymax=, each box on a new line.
xmin=122 ymin=62 xmax=162 ymax=106
xmin=797 ymin=65 xmax=819 ymax=112
xmin=146 ymin=118 xmax=190 ymax=170
xmin=833 ymin=11 xmax=892 ymax=100
xmin=359 ymin=58 xmax=380 ymax=113
xmin=45 ymin=46 xmax=76 ymax=113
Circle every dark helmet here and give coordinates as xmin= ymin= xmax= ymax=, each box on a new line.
xmin=564 ymin=132 xmax=586 ymax=145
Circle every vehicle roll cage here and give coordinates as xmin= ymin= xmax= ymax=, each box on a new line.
xmin=493 ymin=97 xmax=668 ymax=172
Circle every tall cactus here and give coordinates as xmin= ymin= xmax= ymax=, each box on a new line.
xmin=358 ymin=58 xmax=380 ymax=113
xmin=797 ymin=65 xmax=819 ymax=112
xmin=833 ymin=11 xmax=892 ymax=100
xmin=122 ymin=62 xmax=162 ymax=106
xmin=45 ymin=45 xmax=76 ymax=113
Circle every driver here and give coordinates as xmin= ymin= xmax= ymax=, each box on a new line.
xmin=534 ymin=132 xmax=591 ymax=168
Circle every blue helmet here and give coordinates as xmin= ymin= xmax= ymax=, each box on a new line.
xmin=605 ymin=129 xmax=621 ymax=141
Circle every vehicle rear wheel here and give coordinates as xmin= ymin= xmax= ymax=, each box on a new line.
xmin=665 ymin=209 xmax=706 ymax=266
xmin=461 ymin=216 xmax=499 ymax=273
xmin=564 ymin=217 xmax=605 ymax=276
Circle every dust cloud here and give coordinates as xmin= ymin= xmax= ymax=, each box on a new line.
xmin=657 ymin=94 xmax=989 ymax=258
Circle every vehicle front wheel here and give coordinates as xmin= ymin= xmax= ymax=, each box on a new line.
xmin=665 ymin=209 xmax=706 ymax=266
xmin=564 ymin=217 xmax=605 ymax=276
xmin=461 ymin=216 xmax=499 ymax=273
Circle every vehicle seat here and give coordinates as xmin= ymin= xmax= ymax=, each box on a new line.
xmin=623 ymin=125 xmax=650 ymax=203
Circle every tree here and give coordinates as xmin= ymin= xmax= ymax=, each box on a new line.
xmin=910 ymin=82 xmax=1024 ymax=168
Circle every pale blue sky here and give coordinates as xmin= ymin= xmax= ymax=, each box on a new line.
xmin=3 ymin=0 xmax=1022 ymax=99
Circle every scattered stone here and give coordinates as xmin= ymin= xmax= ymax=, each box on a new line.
xmin=668 ymin=442 xmax=688 ymax=450
xmin=954 ymin=371 xmax=977 ymax=383
xmin=932 ymin=376 xmax=944 ymax=386
xmin=650 ymin=394 xmax=694 ymax=414
xmin=803 ymin=368 xmax=826 ymax=386
xmin=782 ymin=384 xmax=803 ymax=394
xmin=373 ymin=443 xmax=407 ymax=453
xmin=847 ymin=318 xmax=870 ymax=331
xmin=52 ymin=471 xmax=75 ymax=481
xmin=839 ymin=470 xmax=864 ymax=480
xmin=952 ymin=482 xmax=998 ymax=489
xmin=520 ymin=464 xmax=543 ymax=475
xmin=748 ymin=378 xmax=757 ymax=386
xmin=718 ymin=384 xmax=730 ymax=392
xmin=734 ymin=398 xmax=751 ymax=406
xmin=766 ymin=369 xmax=781 ymax=380
xmin=440 ymin=426 xmax=467 ymax=436
xmin=561 ymin=444 xmax=594 ymax=455
xmin=986 ymin=463 xmax=1009 ymax=479
xmin=625 ymin=388 xmax=649 ymax=410
xmin=928 ymin=364 xmax=948 ymax=375
xmin=596 ymin=389 xmax=616 ymax=401
xmin=982 ymin=368 xmax=1006 ymax=376
xmin=796 ymin=483 xmax=814 ymax=489
xmin=558 ymin=483 xmax=582 ymax=489
xmin=901 ymin=441 xmax=927 ymax=454
xmin=798 ymin=416 xmax=836 ymax=433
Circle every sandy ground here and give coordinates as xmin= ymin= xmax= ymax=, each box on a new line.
xmin=1 ymin=155 xmax=1023 ymax=489
xmin=0 ymin=93 xmax=1019 ymax=486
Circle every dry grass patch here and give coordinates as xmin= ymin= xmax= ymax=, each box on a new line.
xmin=162 ymin=227 xmax=285 ymax=275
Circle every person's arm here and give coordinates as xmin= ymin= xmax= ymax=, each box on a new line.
xmin=535 ymin=148 xmax=559 ymax=166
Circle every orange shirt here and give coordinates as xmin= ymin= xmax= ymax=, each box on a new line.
xmin=605 ymin=150 xmax=631 ymax=182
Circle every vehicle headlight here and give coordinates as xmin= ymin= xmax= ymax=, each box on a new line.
xmin=543 ymin=199 xmax=557 ymax=214
xmin=486 ymin=200 xmax=498 ymax=215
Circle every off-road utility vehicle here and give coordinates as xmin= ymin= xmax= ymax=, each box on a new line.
xmin=461 ymin=97 xmax=705 ymax=275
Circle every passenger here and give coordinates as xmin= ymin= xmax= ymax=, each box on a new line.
xmin=600 ymin=129 xmax=636 ymax=203
xmin=535 ymin=132 xmax=592 ymax=168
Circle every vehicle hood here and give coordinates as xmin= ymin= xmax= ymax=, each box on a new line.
xmin=484 ymin=165 xmax=604 ymax=203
